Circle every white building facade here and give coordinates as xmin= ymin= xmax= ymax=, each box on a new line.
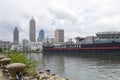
xmin=28 ymin=42 xmax=43 ymax=51
xmin=11 ymin=41 xmax=43 ymax=52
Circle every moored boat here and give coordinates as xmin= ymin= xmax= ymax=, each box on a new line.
xmin=43 ymin=31 xmax=120 ymax=54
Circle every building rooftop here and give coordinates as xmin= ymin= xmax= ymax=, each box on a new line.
xmin=96 ymin=31 xmax=120 ymax=35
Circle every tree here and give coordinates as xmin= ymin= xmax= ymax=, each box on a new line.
xmin=35 ymin=48 xmax=40 ymax=52
xmin=0 ymin=47 xmax=2 ymax=52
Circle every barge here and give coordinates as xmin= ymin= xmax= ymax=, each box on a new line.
xmin=43 ymin=31 xmax=120 ymax=54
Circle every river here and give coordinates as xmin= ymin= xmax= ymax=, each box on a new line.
xmin=27 ymin=53 xmax=120 ymax=80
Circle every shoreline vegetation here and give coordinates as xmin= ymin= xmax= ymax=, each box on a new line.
xmin=7 ymin=53 xmax=38 ymax=72
xmin=0 ymin=51 xmax=38 ymax=74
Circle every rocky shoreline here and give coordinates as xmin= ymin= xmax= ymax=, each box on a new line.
xmin=0 ymin=54 xmax=68 ymax=80
xmin=24 ymin=69 xmax=68 ymax=80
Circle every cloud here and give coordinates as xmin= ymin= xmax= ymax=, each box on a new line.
xmin=0 ymin=0 xmax=120 ymax=41
xmin=48 ymin=8 xmax=78 ymax=24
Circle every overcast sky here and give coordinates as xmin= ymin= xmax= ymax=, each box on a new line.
xmin=0 ymin=0 xmax=120 ymax=42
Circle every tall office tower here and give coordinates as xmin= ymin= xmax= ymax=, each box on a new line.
xmin=37 ymin=29 xmax=45 ymax=42
xmin=55 ymin=29 xmax=64 ymax=43
xmin=22 ymin=39 xmax=29 ymax=52
xmin=29 ymin=17 xmax=36 ymax=42
xmin=13 ymin=27 xmax=19 ymax=42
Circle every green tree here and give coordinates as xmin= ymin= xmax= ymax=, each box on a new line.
xmin=35 ymin=48 xmax=40 ymax=52
xmin=0 ymin=47 xmax=2 ymax=52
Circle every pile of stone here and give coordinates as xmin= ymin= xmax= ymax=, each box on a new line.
xmin=0 ymin=55 xmax=26 ymax=80
xmin=0 ymin=56 xmax=11 ymax=72
xmin=25 ymin=69 xmax=68 ymax=80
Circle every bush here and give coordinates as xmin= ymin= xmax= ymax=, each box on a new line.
xmin=7 ymin=53 xmax=38 ymax=71
xmin=35 ymin=48 xmax=40 ymax=52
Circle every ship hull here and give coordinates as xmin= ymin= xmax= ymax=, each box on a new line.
xmin=43 ymin=42 xmax=120 ymax=54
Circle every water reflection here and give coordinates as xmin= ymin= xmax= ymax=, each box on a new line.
xmin=27 ymin=53 xmax=44 ymax=69
xmin=43 ymin=53 xmax=65 ymax=76
xmin=27 ymin=53 xmax=120 ymax=80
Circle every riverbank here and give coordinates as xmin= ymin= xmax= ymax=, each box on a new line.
xmin=0 ymin=67 xmax=68 ymax=80
xmin=0 ymin=53 xmax=68 ymax=80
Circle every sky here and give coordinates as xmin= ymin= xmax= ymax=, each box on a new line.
xmin=0 ymin=0 xmax=120 ymax=42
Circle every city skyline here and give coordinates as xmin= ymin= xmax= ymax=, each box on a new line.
xmin=1 ymin=0 xmax=120 ymax=41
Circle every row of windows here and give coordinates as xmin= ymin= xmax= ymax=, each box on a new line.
xmin=99 ymin=37 xmax=120 ymax=39
xmin=54 ymin=45 xmax=81 ymax=48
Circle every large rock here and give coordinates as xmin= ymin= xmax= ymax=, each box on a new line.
xmin=7 ymin=63 xmax=26 ymax=80
xmin=0 ymin=55 xmax=5 ymax=59
xmin=0 ymin=56 xmax=6 ymax=66
xmin=0 ymin=58 xmax=11 ymax=65
xmin=0 ymin=58 xmax=11 ymax=72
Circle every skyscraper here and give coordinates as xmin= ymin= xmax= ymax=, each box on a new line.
xmin=13 ymin=27 xmax=19 ymax=42
xmin=22 ymin=39 xmax=29 ymax=52
xmin=55 ymin=29 xmax=64 ymax=43
xmin=29 ymin=17 xmax=36 ymax=42
xmin=37 ymin=29 xmax=45 ymax=42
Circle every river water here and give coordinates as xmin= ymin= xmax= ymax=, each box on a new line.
xmin=27 ymin=53 xmax=120 ymax=80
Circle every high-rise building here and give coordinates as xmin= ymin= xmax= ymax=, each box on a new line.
xmin=22 ymin=39 xmax=29 ymax=52
xmin=37 ymin=29 xmax=45 ymax=42
xmin=13 ymin=27 xmax=19 ymax=42
xmin=44 ymin=37 xmax=55 ymax=44
xmin=55 ymin=29 xmax=64 ymax=43
xmin=29 ymin=17 xmax=36 ymax=42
